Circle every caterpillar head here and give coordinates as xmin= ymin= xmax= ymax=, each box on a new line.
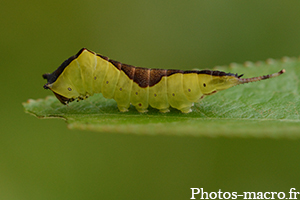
xmin=43 ymin=73 xmax=75 ymax=104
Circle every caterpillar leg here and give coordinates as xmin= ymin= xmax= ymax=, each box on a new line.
xmin=180 ymin=106 xmax=192 ymax=113
xmin=159 ymin=108 xmax=170 ymax=113
xmin=118 ymin=106 xmax=129 ymax=112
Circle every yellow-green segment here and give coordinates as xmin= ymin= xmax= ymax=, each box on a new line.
xmin=43 ymin=48 xmax=285 ymax=113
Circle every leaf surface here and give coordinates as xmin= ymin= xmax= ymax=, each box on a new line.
xmin=23 ymin=58 xmax=300 ymax=138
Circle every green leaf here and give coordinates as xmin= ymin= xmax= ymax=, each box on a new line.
xmin=23 ymin=58 xmax=300 ymax=138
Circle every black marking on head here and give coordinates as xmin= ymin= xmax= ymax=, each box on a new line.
xmin=203 ymin=83 xmax=206 ymax=87
xmin=52 ymin=92 xmax=72 ymax=105
xmin=43 ymin=48 xmax=86 ymax=87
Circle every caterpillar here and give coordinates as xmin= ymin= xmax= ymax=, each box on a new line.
xmin=43 ymin=48 xmax=285 ymax=113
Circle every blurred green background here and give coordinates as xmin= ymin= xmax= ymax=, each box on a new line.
xmin=1 ymin=0 xmax=300 ymax=199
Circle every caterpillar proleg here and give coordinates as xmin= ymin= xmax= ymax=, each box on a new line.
xmin=43 ymin=48 xmax=285 ymax=113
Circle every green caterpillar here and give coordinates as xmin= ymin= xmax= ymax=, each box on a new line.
xmin=43 ymin=48 xmax=285 ymax=113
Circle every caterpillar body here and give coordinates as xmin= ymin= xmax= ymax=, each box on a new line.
xmin=43 ymin=48 xmax=285 ymax=113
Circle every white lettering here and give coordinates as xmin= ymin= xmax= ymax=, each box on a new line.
xmin=244 ymin=192 xmax=256 ymax=199
xmin=231 ymin=192 xmax=238 ymax=199
xmin=218 ymin=189 xmax=223 ymax=199
xmin=209 ymin=192 xmax=217 ymax=199
xmin=277 ymin=192 xmax=285 ymax=199
xmin=190 ymin=188 xmax=200 ymax=199
xmin=289 ymin=188 xmax=297 ymax=199
xmin=257 ymin=192 xmax=263 ymax=199
xmin=190 ymin=188 xmax=297 ymax=200
xmin=264 ymin=192 xmax=270 ymax=199
xmin=271 ymin=192 xmax=277 ymax=199
xmin=223 ymin=192 xmax=231 ymax=199
xmin=200 ymin=188 xmax=209 ymax=199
